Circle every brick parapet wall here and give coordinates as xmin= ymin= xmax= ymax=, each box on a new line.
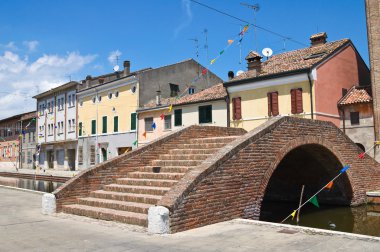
xmin=160 ymin=117 xmax=380 ymax=233
xmin=54 ymin=125 xmax=246 ymax=211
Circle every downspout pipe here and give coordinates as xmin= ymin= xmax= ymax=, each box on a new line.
xmin=225 ymin=86 xmax=231 ymax=128
xmin=307 ymin=72 xmax=314 ymax=120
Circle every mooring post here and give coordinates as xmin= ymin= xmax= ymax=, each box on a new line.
xmin=296 ymin=185 xmax=305 ymax=224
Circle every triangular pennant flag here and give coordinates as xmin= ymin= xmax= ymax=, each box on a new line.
xmin=168 ymin=104 xmax=173 ymax=112
xmin=142 ymin=131 xmax=147 ymax=138
xmin=291 ymin=210 xmax=297 ymax=220
xmin=228 ymin=40 xmax=234 ymax=44
xmin=133 ymin=140 xmax=137 ymax=146
xmin=210 ymin=58 xmax=216 ymax=65
xmin=152 ymin=122 xmax=156 ymax=130
xmin=201 ymin=68 xmax=208 ymax=75
xmin=160 ymin=114 xmax=165 ymax=120
xmin=358 ymin=153 xmax=365 ymax=159
xmin=31 ymin=118 xmax=36 ymax=122
xmin=340 ymin=165 xmax=350 ymax=173
xmin=326 ymin=181 xmax=334 ymax=190
xmin=238 ymin=37 xmax=243 ymax=44
xmin=219 ymin=50 xmax=224 ymax=55
xmin=243 ymin=25 xmax=249 ymax=33
xmin=376 ymin=141 xmax=380 ymax=145
xmin=309 ymin=196 xmax=319 ymax=208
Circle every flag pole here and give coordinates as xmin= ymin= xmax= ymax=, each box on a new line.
xmin=296 ymin=185 xmax=305 ymax=224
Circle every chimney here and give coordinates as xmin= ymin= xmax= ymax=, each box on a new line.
xmin=310 ymin=32 xmax=327 ymax=47
xmin=123 ymin=60 xmax=130 ymax=76
xmin=156 ymin=90 xmax=161 ymax=106
xmin=245 ymin=51 xmax=262 ymax=76
xmin=85 ymin=75 xmax=92 ymax=88
xmin=228 ymin=71 xmax=235 ymax=80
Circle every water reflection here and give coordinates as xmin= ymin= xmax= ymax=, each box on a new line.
xmin=16 ymin=178 xmax=63 ymax=193
xmin=260 ymin=201 xmax=380 ymax=237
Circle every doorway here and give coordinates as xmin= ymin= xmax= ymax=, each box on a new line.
xmin=101 ymin=148 xmax=107 ymax=162
xmin=46 ymin=150 xmax=54 ymax=169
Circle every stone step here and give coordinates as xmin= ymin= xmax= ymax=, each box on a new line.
xmin=138 ymin=166 xmax=190 ymax=173
xmin=117 ymin=178 xmax=178 ymax=187
xmin=177 ymin=143 xmax=227 ymax=149
xmin=77 ymin=197 xmax=152 ymax=214
xmin=104 ymin=184 xmax=170 ymax=195
xmin=62 ymin=204 xmax=147 ymax=226
xmin=158 ymin=154 xmax=211 ymax=161
xmin=90 ymin=190 xmax=161 ymax=204
xmin=189 ymin=136 xmax=238 ymax=144
xmin=151 ymin=159 xmax=201 ymax=167
xmin=168 ymin=148 xmax=220 ymax=155
xmin=126 ymin=172 xmax=184 ymax=180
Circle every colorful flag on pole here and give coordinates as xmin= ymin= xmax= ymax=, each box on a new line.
xmin=160 ymin=114 xmax=165 ymax=120
xmin=326 ymin=181 xmax=334 ymax=190
xmin=340 ymin=165 xmax=350 ymax=173
xmin=309 ymin=196 xmax=319 ymax=208
xmin=168 ymin=104 xmax=173 ymax=112
xmin=291 ymin=210 xmax=297 ymax=220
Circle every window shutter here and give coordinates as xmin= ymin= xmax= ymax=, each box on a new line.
xmin=267 ymin=93 xmax=272 ymax=116
xmin=130 ymin=113 xmax=136 ymax=131
xmin=290 ymin=89 xmax=297 ymax=114
xmin=102 ymin=116 xmax=107 ymax=134
xmin=271 ymin=92 xmax=279 ymax=116
xmin=233 ymin=97 xmax=242 ymax=120
xmin=296 ymin=88 xmax=303 ymax=113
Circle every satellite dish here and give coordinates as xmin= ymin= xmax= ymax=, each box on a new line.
xmin=236 ymin=70 xmax=244 ymax=76
xmin=113 ymin=65 xmax=120 ymax=72
xmin=262 ymin=48 xmax=273 ymax=57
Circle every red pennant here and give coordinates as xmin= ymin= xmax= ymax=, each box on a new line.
xmin=160 ymin=114 xmax=165 ymax=120
xmin=201 ymin=68 xmax=208 ymax=75
xmin=358 ymin=153 xmax=365 ymax=159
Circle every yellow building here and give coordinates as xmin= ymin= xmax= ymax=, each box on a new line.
xmin=225 ymin=33 xmax=371 ymax=132
xmin=77 ymin=75 xmax=138 ymax=169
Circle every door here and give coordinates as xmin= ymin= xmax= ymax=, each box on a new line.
xmin=101 ymin=148 xmax=107 ymax=162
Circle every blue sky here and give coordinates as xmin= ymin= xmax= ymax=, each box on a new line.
xmin=0 ymin=0 xmax=369 ymax=119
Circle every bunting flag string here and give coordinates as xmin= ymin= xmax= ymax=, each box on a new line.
xmin=358 ymin=141 xmax=379 ymax=159
xmin=281 ymin=165 xmax=351 ymax=223
xmin=325 ymin=181 xmax=334 ymax=190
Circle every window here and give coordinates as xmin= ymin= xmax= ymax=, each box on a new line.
xmin=92 ymin=97 xmax=96 ymax=104
xmin=71 ymin=119 xmax=75 ymax=132
xmin=61 ymin=97 xmax=64 ymax=109
xmin=145 ymin=117 xmax=153 ymax=132
xmin=174 ymin=109 xmax=182 ymax=126
xmin=290 ymin=88 xmax=303 ymax=114
xmin=78 ymin=122 xmax=82 ymax=136
xmin=102 ymin=116 xmax=107 ymax=134
xmin=267 ymin=92 xmax=279 ymax=116
xmin=115 ymin=91 xmax=119 ymax=98
xmin=58 ymin=99 xmax=61 ymax=111
xmin=28 ymin=132 xmax=31 ymax=143
xmin=79 ymin=100 xmax=83 ymax=107
xmin=98 ymin=96 xmax=102 ymax=102
xmin=114 ymin=116 xmax=119 ymax=132
xmin=32 ymin=131 xmax=35 ymax=142
xmin=169 ymin=83 xmax=180 ymax=97
xmin=199 ymin=105 xmax=212 ymax=124
xmin=232 ymin=97 xmax=242 ymax=120
xmin=108 ymin=93 xmax=113 ymax=99
xmin=78 ymin=146 xmax=83 ymax=165
xmin=72 ymin=94 xmax=76 ymax=106
xmin=90 ymin=145 xmax=95 ymax=165
xmin=350 ymin=112 xmax=359 ymax=125
xmin=91 ymin=120 xmax=96 ymax=135
xmin=68 ymin=95 xmax=71 ymax=108
xmin=164 ymin=115 xmax=172 ymax=129
xmin=189 ymin=87 xmax=195 ymax=94
xmin=47 ymin=102 xmax=51 ymax=113
xmin=68 ymin=120 xmax=71 ymax=132
xmin=130 ymin=113 xmax=136 ymax=131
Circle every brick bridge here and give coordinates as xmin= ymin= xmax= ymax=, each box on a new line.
xmin=52 ymin=117 xmax=380 ymax=233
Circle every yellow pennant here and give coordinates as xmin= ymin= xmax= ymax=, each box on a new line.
xmin=243 ymin=25 xmax=249 ymax=33
xmin=291 ymin=210 xmax=297 ymax=220
xmin=228 ymin=39 xmax=234 ymax=44
xmin=210 ymin=59 xmax=216 ymax=65
xmin=168 ymin=104 xmax=173 ymax=112
xmin=375 ymin=141 xmax=380 ymax=145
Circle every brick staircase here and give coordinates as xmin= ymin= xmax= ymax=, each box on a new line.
xmin=61 ymin=135 xmax=240 ymax=227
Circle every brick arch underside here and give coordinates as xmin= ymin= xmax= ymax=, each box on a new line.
xmin=165 ymin=119 xmax=380 ymax=233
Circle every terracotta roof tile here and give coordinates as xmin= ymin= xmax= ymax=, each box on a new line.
xmin=229 ymin=38 xmax=350 ymax=82
xmin=338 ymin=86 xmax=372 ymax=106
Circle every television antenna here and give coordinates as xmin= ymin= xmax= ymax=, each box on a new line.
xmin=188 ymin=38 xmax=199 ymax=60
xmin=113 ymin=55 xmax=120 ymax=72
xmin=241 ymin=2 xmax=260 ymax=51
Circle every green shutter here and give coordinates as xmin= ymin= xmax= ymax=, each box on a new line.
xmin=79 ymin=122 xmax=82 ymax=136
xmin=114 ymin=116 xmax=119 ymax=132
xmin=199 ymin=105 xmax=212 ymax=123
xmin=131 ymin=113 xmax=136 ymax=131
xmin=174 ymin=109 xmax=182 ymax=126
xmin=102 ymin=116 xmax=107 ymax=133
xmin=91 ymin=120 xmax=96 ymax=135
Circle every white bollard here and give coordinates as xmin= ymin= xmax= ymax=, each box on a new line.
xmin=148 ymin=206 xmax=170 ymax=234
xmin=41 ymin=193 xmax=56 ymax=215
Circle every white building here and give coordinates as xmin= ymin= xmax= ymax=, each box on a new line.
xmin=34 ymin=81 xmax=79 ymax=170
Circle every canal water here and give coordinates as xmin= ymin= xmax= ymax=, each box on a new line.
xmin=260 ymin=201 xmax=380 ymax=237
xmin=2 ymin=177 xmax=63 ymax=193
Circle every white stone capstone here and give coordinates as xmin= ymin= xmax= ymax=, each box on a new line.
xmin=41 ymin=193 xmax=56 ymax=215
xmin=148 ymin=206 xmax=170 ymax=234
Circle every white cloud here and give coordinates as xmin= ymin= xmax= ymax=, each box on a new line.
xmin=0 ymin=50 xmax=97 ymax=119
xmin=0 ymin=41 xmax=18 ymax=51
xmin=23 ymin=40 xmax=39 ymax=52
xmin=174 ymin=0 xmax=192 ymax=38
xmin=107 ymin=50 xmax=122 ymax=65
